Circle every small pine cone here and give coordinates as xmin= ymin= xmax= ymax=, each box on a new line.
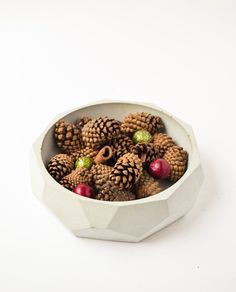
xmin=60 ymin=168 xmax=92 ymax=190
xmin=54 ymin=120 xmax=83 ymax=154
xmin=135 ymin=171 xmax=161 ymax=199
xmin=47 ymin=154 xmax=74 ymax=181
xmin=163 ymin=146 xmax=188 ymax=182
xmin=109 ymin=135 xmax=134 ymax=160
xmin=82 ymin=117 xmax=122 ymax=148
xmin=109 ymin=153 xmax=142 ymax=190
xmin=75 ymin=117 xmax=92 ymax=129
xmin=71 ymin=147 xmax=99 ymax=161
xmin=131 ymin=143 xmax=159 ymax=164
xmin=96 ymin=183 xmax=136 ymax=201
xmin=91 ymin=164 xmax=113 ymax=191
xmin=121 ymin=112 xmax=164 ymax=135
xmin=153 ymin=133 xmax=175 ymax=157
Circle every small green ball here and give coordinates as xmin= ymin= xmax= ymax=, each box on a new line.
xmin=133 ymin=130 xmax=153 ymax=144
xmin=75 ymin=156 xmax=94 ymax=170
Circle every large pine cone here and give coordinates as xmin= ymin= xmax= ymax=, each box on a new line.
xmin=109 ymin=135 xmax=134 ymax=160
xmin=109 ymin=153 xmax=142 ymax=189
xmin=131 ymin=143 xmax=159 ymax=164
xmin=54 ymin=120 xmax=83 ymax=154
xmin=163 ymin=146 xmax=188 ymax=182
xmin=121 ymin=112 xmax=164 ymax=135
xmin=60 ymin=168 xmax=92 ymax=190
xmin=75 ymin=117 xmax=92 ymax=129
xmin=153 ymin=133 xmax=175 ymax=157
xmin=82 ymin=117 xmax=121 ymax=148
xmin=47 ymin=154 xmax=74 ymax=181
xmin=71 ymin=147 xmax=99 ymax=161
xmin=91 ymin=164 xmax=113 ymax=191
xmin=135 ymin=171 xmax=161 ymax=199
xmin=96 ymin=183 xmax=136 ymax=201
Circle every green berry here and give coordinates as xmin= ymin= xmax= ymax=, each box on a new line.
xmin=75 ymin=156 xmax=94 ymax=170
xmin=133 ymin=130 xmax=153 ymax=144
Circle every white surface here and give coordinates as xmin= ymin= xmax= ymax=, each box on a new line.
xmin=0 ymin=0 xmax=235 ymax=291
xmin=31 ymin=101 xmax=204 ymax=242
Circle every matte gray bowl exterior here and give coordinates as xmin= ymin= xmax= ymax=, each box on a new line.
xmin=30 ymin=101 xmax=204 ymax=242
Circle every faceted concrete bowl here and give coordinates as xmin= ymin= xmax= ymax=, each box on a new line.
xmin=30 ymin=101 xmax=204 ymax=242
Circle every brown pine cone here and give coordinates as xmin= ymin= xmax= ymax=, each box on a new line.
xmin=109 ymin=135 xmax=134 ymax=160
xmin=153 ymin=133 xmax=175 ymax=157
xmin=54 ymin=120 xmax=83 ymax=154
xmin=113 ymin=150 xmax=125 ymax=161
xmin=91 ymin=164 xmax=113 ymax=191
xmin=109 ymin=153 xmax=142 ymax=190
xmin=131 ymin=143 xmax=159 ymax=164
xmin=82 ymin=117 xmax=121 ymax=148
xmin=121 ymin=112 xmax=164 ymax=135
xmin=96 ymin=183 xmax=136 ymax=201
xmin=71 ymin=147 xmax=99 ymax=161
xmin=75 ymin=117 xmax=92 ymax=129
xmin=60 ymin=168 xmax=92 ymax=190
xmin=47 ymin=154 xmax=75 ymax=181
xmin=163 ymin=146 xmax=188 ymax=182
xmin=135 ymin=171 xmax=161 ymax=199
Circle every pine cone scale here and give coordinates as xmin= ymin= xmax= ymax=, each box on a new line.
xmin=91 ymin=164 xmax=113 ymax=191
xmin=82 ymin=117 xmax=121 ymax=148
xmin=153 ymin=133 xmax=175 ymax=157
xmin=47 ymin=154 xmax=74 ymax=182
xmin=135 ymin=171 xmax=161 ymax=199
xmin=131 ymin=143 xmax=159 ymax=164
xmin=109 ymin=135 xmax=134 ymax=160
xmin=71 ymin=147 xmax=99 ymax=161
xmin=96 ymin=182 xmax=136 ymax=201
xmin=75 ymin=117 xmax=92 ymax=129
xmin=109 ymin=153 xmax=142 ymax=189
xmin=163 ymin=146 xmax=188 ymax=182
xmin=60 ymin=168 xmax=92 ymax=190
xmin=121 ymin=112 xmax=164 ymax=135
xmin=54 ymin=120 xmax=83 ymax=154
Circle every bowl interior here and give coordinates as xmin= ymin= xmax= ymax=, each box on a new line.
xmin=41 ymin=102 xmax=192 ymax=171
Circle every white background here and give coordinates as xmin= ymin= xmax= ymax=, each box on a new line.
xmin=0 ymin=0 xmax=236 ymax=291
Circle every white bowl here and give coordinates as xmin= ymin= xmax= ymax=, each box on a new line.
xmin=30 ymin=100 xmax=204 ymax=242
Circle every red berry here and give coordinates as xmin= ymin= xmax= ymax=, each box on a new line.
xmin=149 ymin=159 xmax=171 ymax=179
xmin=72 ymin=183 xmax=93 ymax=198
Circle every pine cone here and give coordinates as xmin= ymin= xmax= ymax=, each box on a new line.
xmin=96 ymin=183 xmax=136 ymax=201
xmin=71 ymin=147 xmax=99 ymax=161
xmin=131 ymin=143 xmax=159 ymax=164
xmin=135 ymin=171 xmax=161 ymax=199
xmin=75 ymin=117 xmax=92 ymax=129
xmin=121 ymin=112 xmax=164 ymax=135
xmin=47 ymin=154 xmax=74 ymax=181
xmin=163 ymin=146 xmax=188 ymax=182
xmin=109 ymin=135 xmax=134 ymax=160
xmin=60 ymin=168 xmax=92 ymax=190
xmin=153 ymin=133 xmax=175 ymax=157
xmin=113 ymin=150 xmax=125 ymax=161
xmin=91 ymin=164 xmax=113 ymax=191
xmin=54 ymin=120 xmax=83 ymax=154
xmin=109 ymin=153 xmax=142 ymax=189
xmin=82 ymin=117 xmax=121 ymax=148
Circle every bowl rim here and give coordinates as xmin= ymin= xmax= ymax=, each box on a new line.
xmin=34 ymin=99 xmax=201 ymax=206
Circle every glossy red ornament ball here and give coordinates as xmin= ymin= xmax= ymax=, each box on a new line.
xmin=72 ymin=183 xmax=93 ymax=198
xmin=149 ymin=159 xmax=171 ymax=179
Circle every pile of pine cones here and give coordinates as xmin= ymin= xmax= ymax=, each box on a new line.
xmin=47 ymin=112 xmax=188 ymax=201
